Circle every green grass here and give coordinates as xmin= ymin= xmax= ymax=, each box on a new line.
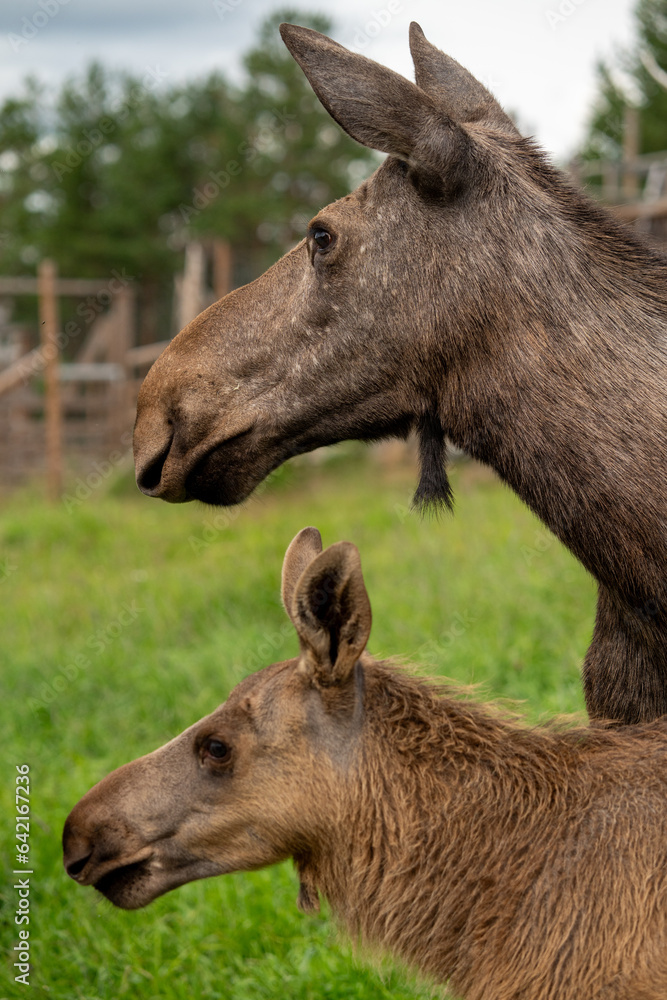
xmin=0 ymin=449 xmax=595 ymax=999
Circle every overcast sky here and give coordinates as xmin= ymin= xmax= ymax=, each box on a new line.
xmin=1 ymin=0 xmax=637 ymax=161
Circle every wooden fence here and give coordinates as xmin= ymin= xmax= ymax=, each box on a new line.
xmin=1 ymin=182 xmax=665 ymax=499
xmin=570 ymin=108 xmax=667 ymax=241
xmin=0 ymin=241 xmax=229 ymax=497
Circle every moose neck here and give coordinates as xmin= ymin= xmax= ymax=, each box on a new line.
xmin=434 ymin=188 xmax=667 ymax=602
xmin=303 ymin=664 xmax=581 ymax=994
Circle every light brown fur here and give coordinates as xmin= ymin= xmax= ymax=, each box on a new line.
xmin=64 ymin=528 xmax=667 ymax=1000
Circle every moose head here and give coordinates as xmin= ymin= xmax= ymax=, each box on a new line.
xmin=133 ymin=22 xmax=522 ymax=510
xmin=132 ymin=23 xmax=667 ymax=727
xmin=62 ymin=527 xmax=370 ymax=910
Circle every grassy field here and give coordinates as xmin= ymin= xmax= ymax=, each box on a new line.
xmin=0 ymin=449 xmax=595 ymax=1000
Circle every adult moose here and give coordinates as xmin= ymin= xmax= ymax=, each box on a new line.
xmin=64 ymin=528 xmax=667 ymax=1000
xmin=133 ymin=24 xmax=667 ymax=726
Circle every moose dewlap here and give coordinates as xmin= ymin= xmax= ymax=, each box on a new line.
xmin=64 ymin=527 xmax=667 ymax=1000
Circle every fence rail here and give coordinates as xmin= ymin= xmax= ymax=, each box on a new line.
xmin=0 ymin=262 xmax=170 ymax=494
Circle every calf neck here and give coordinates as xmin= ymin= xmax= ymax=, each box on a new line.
xmin=133 ymin=25 xmax=667 ymax=724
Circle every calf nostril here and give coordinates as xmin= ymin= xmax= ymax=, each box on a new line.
xmin=65 ymin=851 xmax=93 ymax=879
xmin=136 ymin=438 xmax=172 ymax=494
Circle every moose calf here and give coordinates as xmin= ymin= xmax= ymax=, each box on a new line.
xmin=64 ymin=528 xmax=667 ymax=1000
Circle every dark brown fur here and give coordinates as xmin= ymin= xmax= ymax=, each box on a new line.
xmin=132 ymin=25 xmax=667 ymax=725
xmin=64 ymin=528 xmax=667 ymax=1000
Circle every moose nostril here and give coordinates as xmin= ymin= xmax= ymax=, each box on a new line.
xmin=136 ymin=438 xmax=172 ymax=494
xmin=65 ymin=851 xmax=93 ymax=879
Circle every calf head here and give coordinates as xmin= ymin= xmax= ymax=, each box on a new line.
xmin=133 ymin=22 xmax=531 ymax=509
xmin=62 ymin=527 xmax=371 ymax=910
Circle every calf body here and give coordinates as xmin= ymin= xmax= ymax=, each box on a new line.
xmin=132 ymin=24 xmax=667 ymax=725
xmin=64 ymin=528 xmax=667 ymax=1000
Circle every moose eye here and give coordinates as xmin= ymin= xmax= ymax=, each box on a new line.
xmin=203 ymin=738 xmax=231 ymax=763
xmin=311 ymin=227 xmax=333 ymax=251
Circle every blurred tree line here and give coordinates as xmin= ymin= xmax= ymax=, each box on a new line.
xmin=0 ymin=9 xmax=376 ymax=342
xmin=579 ymin=0 xmax=667 ymax=168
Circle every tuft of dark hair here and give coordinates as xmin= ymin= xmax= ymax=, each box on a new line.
xmin=411 ymin=412 xmax=454 ymax=517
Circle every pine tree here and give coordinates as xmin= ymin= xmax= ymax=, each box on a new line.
xmin=0 ymin=9 xmax=377 ymax=334
xmin=580 ymin=0 xmax=667 ymax=165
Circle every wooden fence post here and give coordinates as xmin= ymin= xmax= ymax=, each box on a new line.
xmin=178 ymin=242 xmax=205 ymax=330
xmin=622 ymin=106 xmax=640 ymax=201
xmin=213 ymin=240 xmax=232 ymax=299
xmin=113 ymin=284 xmax=135 ymax=449
xmin=38 ymin=258 xmax=63 ymax=500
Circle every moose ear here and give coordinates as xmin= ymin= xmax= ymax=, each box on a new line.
xmin=280 ymin=22 xmax=447 ymax=161
xmin=409 ymin=22 xmax=519 ymax=134
xmin=291 ymin=541 xmax=371 ymax=687
xmin=281 ymin=526 xmax=323 ymax=622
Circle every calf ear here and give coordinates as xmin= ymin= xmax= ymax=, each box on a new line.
xmin=280 ymin=22 xmax=467 ymax=166
xmin=282 ymin=527 xmax=323 ymax=623
xmin=409 ymin=22 xmax=519 ymax=134
xmin=291 ymin=541 xmax=371 ymax=686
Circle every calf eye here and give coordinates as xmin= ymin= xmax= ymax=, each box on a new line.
xmin=204 ymin=738 xmax=231 ymax=763
xmin=311 ymin=228 xmax=332 ymax=251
